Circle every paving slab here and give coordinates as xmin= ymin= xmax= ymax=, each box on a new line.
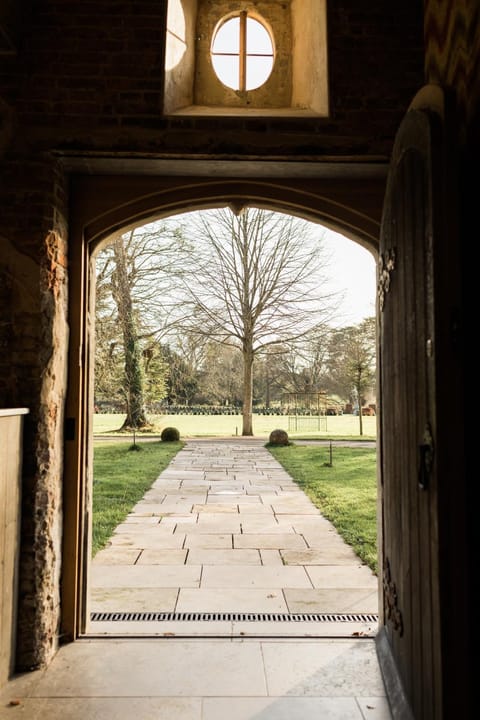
xmin=136 ymin=549 xmax=188 ymax=564
xmin=239 ymin=518 xmax=295 ymax=533
xmin=186 ymin=548 xmax=261 ymax=565
xmin=108 ymin=533 xmax=186 ymax=549
xmin=29 ymin=640 xmax=268 ymax=697
xmin=184 ymin=533 xmax=233 ymax=548
xmin=90 ymin=587 xmax=178 ymax=613
xmin=200 ymin=565 xmax=312 ymax=589
xmin=237 ymin=503 xmax=274 ymax=513
xmin=261 ymin=639 xmax=387 ymax=696
xmin=93 ymin=548 xmax=142 ymax=565
xmin=234 ymin=533 xmax=308 ymax=550
xmin=259 ymin=549 xmax=284 ymax=566
xmin=281 ymin=547 xmax=360 ymax=565
xmin=122 ymin=515 xmax=162 ymax=524
xmin=193 ymin=503 xmax=238 ymax=513
xmin=176 ymin=588 xmax=289 ymax=613
xmin=175 ymin=519 xmax=242 ymax=533
xmin=90 ymin=564 xmax=201 ymax=588
xmin=284 ymin=588 xmax=379 ymax=614
xmin=305 ymin=564 xmax=377 ymax=589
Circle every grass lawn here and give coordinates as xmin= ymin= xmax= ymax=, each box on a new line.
xmin=92 ymin=439 xmax=184 ymax=555
xmin=268 ymin=443 xmax=378 ymax=574
xmin=93 ymin=412 xmax=376 ymax=440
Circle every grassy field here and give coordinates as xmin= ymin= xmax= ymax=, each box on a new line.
xmin=93 ymin=412 xmax=377 ymax=440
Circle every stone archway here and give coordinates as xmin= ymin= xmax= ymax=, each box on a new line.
xmin=62 ymin=166 xmax=385 ymax=641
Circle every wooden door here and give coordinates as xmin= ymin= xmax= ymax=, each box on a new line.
xmin=378 ymin=88 xmax=445 ymax=718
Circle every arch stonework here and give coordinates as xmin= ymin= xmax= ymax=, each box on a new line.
xmin=62 ymin=168 xmax=384 ymax=638
xmin=73 ymin=172 xmax=385 ymax=250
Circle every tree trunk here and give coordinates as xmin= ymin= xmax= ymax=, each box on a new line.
xmin=242 ymin=344 xmax=254 ymax=435
xmin=265 ymin=352 xmax=271 ymax=409
xmin=356 ymin=382 xmax=364 ymax=436
xmin=112 ymin=236 xmax=149 ymax=429
xmin=123 ymin=331 xmax=148 ymax=429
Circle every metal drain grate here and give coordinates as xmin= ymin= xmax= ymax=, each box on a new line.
xmin=90 ymin=611 xmax=378 ymax=623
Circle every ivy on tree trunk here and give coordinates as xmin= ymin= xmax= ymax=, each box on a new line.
xmin=111 ymin=235 xmax=149 ymax=429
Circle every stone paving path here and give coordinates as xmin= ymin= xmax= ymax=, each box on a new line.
xmin=89 ymin=438 xmax=378 ymax=637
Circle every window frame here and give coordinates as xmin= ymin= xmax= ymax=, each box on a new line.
xmin=210 ymin=11 xmax=275 ymax=93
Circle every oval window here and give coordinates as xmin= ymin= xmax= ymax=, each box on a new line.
xmin=211 ymin=12 xmax=274 ymax=92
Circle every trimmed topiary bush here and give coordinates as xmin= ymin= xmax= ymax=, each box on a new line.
xmin=161 ymin=426 xmax=180 ymax=441
xmin=268 ymin=428 xmax=290 ymax=446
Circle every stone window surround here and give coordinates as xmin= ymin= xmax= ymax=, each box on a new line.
xmin=164 ymin=0 xmax=329 ymax=117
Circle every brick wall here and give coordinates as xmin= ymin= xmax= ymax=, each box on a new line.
xmin=0 ymin=1 xmax=423 ymax=157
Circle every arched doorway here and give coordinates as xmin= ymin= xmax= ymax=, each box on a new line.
xmin=62 ymin=167 xmax=385 ymax=641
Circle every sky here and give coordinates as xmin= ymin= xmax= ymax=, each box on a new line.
xmin=321 ymin=228 xmax=377 ymax=327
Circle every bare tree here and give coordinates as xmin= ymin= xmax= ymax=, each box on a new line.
xmin=161 ymin=337 xmax=204 ymax=407
xmin=269 ymin=327 xmax=333 ymax=397
xmin=180 ymin=207 xmax=342 ymax=435
xmin=326 ymin=317 xmax=376 ymax=435
xmin=111 ymin=234 xmax=149 ymax=428
xmin=94 ymin=220 xmax=192 ymax=427
xmin=197 ymin=342 xmax=244 ymax=406
xmin=94 ymin=251 xmax=125 ymax=409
